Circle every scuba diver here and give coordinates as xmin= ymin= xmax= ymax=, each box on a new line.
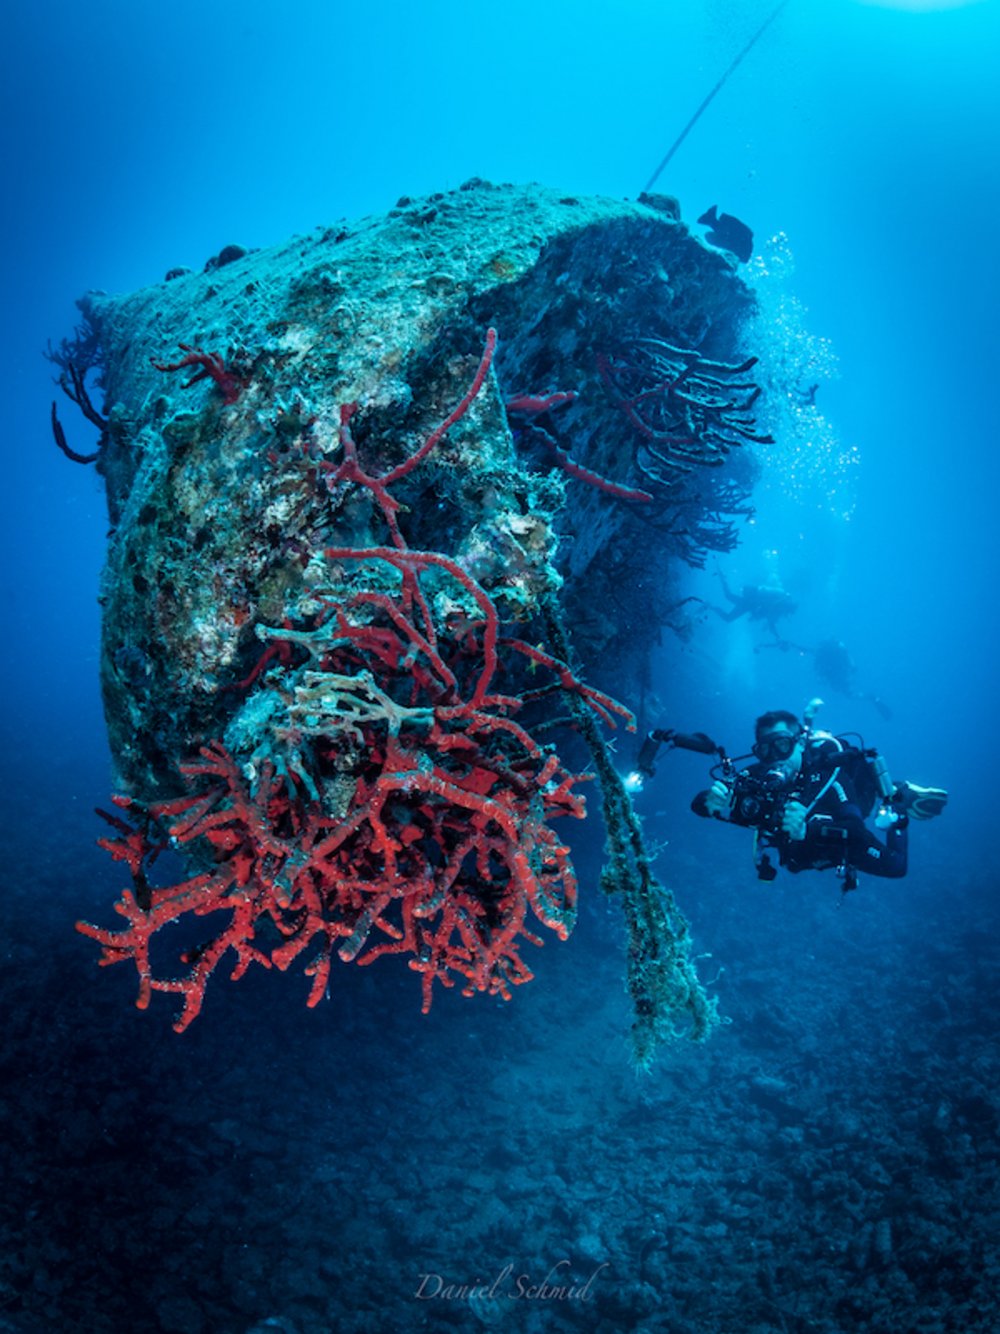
xmin=707 ymin=570 xmax=798 ymax=640
xmin=632 ymin=701 xmax=946 ymax=891
xmin=759 ymin=636 xmax=892 ymax=721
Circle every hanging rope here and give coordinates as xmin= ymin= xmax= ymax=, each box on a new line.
xmin=541 ymin=597 xmax=720 ymax=1066
xmin=644 ymin=0 xmax=790 ymax=194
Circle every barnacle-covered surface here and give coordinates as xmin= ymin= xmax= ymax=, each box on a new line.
xmin=83 ymin=180 xmax=758 ymax=801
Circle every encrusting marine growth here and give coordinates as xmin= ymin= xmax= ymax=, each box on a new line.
xmin=80 ymin=332 xmax=628 ymax=1030
xmin=53 ymin=181 xmax=779 ymax=1062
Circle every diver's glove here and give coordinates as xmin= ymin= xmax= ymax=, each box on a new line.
xmin=875 ymin=807 xmax=908 ymax=831
xmin=703 ymin=780 xmax=735 ymax=817
xmin=781 ymin=800 xmax=808 ymax=842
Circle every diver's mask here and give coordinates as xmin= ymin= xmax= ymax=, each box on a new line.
xmin=752 ymin=730 xmax=802 ymax=764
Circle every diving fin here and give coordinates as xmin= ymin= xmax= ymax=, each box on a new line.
xmin=895 ymin=781 xmax=948 ymax=821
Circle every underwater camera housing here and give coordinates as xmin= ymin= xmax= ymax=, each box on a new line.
xmin=730 ymin=768 xmax=791 ymax=837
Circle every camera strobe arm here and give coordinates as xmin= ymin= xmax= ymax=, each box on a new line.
xmin=635 ymin=728 xmax=725 ymax=780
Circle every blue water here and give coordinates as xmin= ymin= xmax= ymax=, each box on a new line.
xmin=2 ymin=2 xmax=998 ymax=1330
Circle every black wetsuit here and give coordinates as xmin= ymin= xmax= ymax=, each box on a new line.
xmin=693 ymin=737 xmax=908 ymax=879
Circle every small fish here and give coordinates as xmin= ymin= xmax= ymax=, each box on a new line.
xmin=697 ymin=206 xmax=753 ymax=264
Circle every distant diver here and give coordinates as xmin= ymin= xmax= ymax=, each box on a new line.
xmin=761 ymin=636 xmax=892 ymax=721
xmin=698 ymin=206 xmax=754 ymax=264
xmin=707 ymin=570 xmax=797 ymax=639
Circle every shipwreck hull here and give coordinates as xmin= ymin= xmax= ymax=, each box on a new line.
xmin=66 ymin=181 xmax=765 ymax=1059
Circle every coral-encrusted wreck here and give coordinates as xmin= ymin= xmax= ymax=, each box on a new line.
xmin=62 ymin=181 xmax=770 ymax=1064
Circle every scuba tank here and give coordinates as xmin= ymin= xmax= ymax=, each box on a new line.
xmin=870 ymin=751 xmax=894 ymax=802
xmin=871 ymin=750 xmax=898 ymax=828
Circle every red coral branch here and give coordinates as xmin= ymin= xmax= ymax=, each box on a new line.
xmin=220 ymin=622 xmax=295 ymax=694
xmin=502 ymin=637 xmax=637 ymax=729
xmin=324 ymin=545 xmax=500 ymax=708
xmin=77 ymin=558 xmax=590 ymax=1026
xmin=525 ymin=428 xmax=654 ymax=504
xmin=505 ymin=390 xmax=577 ymax=416
xmin=507 ymin=390 xmax=652 ymax=503
xmin=319 ymin=329 xmax=497 ymax=546
xmin=382 ymin=328 xmax=497 ymax=485
xmin=152 ymin=344 xmax=246 ymax=405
